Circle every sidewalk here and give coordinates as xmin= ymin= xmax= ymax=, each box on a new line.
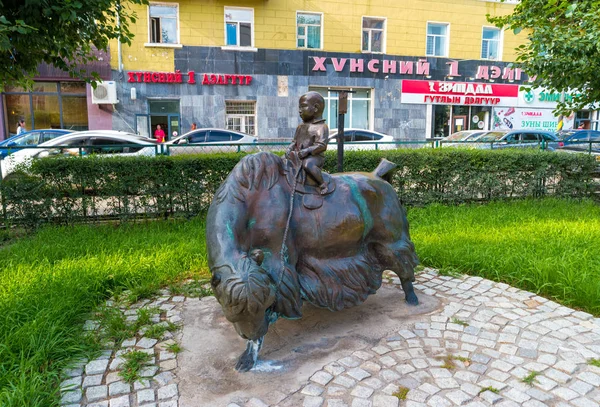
xmin=61 ymin=269 xmax=600 ymax=407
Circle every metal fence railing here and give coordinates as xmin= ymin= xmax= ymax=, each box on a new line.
xmin=0 ymin=138 xmax=598 ymax=165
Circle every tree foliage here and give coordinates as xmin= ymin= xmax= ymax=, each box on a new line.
xmin=0 ymin=0 xmax=147 ymax=91
xmin=488 ymin=0 xmax=600 ymax=113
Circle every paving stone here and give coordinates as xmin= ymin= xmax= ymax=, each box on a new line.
xmin=545 ymin=368 xmax=573 ymax=384
xmin=310 ymin=371 xmax=333 ymax=386
xmin=347 ymin=367 xmax=371 ymax=381
xmin=327 ymin=400 xmax=348 ymax=407
xmin=339 ymin=357 xmax=362 ymax=368
xmin=105 ymin=372 xmax=121 ymax=384
xmin=301 ymin=384 xmax=324 ymax=396
xmin=139 ymin=365 xmax=159 ymax=377
xmin=247 ymin=398 xmax=269 ymax=407
xmin=380 ymin=369 xmax=400 ymax=382
xmin=60 ymin=376 xmax=82 ymax=391
xmin=109 ymin=395 xmax=130 ymax=407
xmin=427 ymin=395 xmax=452 ymax=406
xmin=87 ymin=402 xmax=109 ymax=407
xmin=325 ymin=362 xmax=346 ymax=375
xmin=137 ymin=388 xmax=155 ymax=403
xmin=333 ymin=375 xmax=357 ymax=388
xmin=351 ymin=399 xmax=372 ymax=407
xmin=577 ymin=371 xmax=600 ymax=387
xmin=136 ymin=337 xmax=158 ymax=349
xmin=60 ymin=389 xmax=82 ymax=404
xmin=446 ymin=389 xmax=473 ymax=405
xmin=109 ymin=380 xmax=131 ymax=396
xmin=157 ymin=383 xmax=178 ymax=400
xmin=504 ymin=388 xmax=530 ymax=403
xmin=569 ymin=379 xmax=594 ymax=395
xmin=551 ymin=386 xmax=580 ymax=401
xmin=86 ymin=385 xmax=108 ymax=402
xmin=479 ymin=390 xmax=503 ymax=404
xmin=85 ymin=359 xmax=109 ymax=375
xmin=350 ymin=385 xmax=374 ymax=398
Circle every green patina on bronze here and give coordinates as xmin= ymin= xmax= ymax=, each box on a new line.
xmin=340 ymin=175 xmax=373 ymax=239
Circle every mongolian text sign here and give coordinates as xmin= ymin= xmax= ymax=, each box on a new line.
xmin=127 ymin=71 xmax=252 ymax=86
xmin=400 ymin=80 xmax=519 ymax=106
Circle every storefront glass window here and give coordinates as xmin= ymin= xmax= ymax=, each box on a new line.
xmin=32 ymin=95 xmax=60 ymax=129
xmin=32 ymin=82 xmax=58 ymax=93
xmin=3 ymin=81 xmax=88 ymax=138
xmin=5 ymin=94 xmax=32 ymax=135
xmin=62 ymin=97 xmax=89 ymax=131
xmin=433 ymin=105 xmax=450 ymax=137
xmin=310 ymin=87 xmax=372 ymax=130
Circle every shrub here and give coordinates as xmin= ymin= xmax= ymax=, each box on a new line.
xmin=1 ymin=149 xmax=596 ymax=228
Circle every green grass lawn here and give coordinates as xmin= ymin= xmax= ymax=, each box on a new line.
xmin=0 ymin=198 xmax=598 ymax=406
xmin=0 ymin=219 xmax=209 ymax=407
xmin=408 ymin=198 xmax=600 ymax=315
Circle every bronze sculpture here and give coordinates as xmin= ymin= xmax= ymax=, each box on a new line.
xmin=206 ymin=93 xmax=419 ymax=372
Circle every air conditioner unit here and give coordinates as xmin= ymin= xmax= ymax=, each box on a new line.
xmin=91 ymin=81 xmax=119 ymax=104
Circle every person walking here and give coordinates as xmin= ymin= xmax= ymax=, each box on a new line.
xmin=154 ymin=124 xmax=166 ymax=143
xmin=191 ymin=122 xmax=197 ymax=131
xmin=16 ymin=119 xmax=26 ymax=135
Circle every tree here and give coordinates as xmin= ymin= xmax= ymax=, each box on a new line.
xmin=0 ymin=0 xmax=147 ymax=91
xmin=488 ymin=0 xmax=600 ymax=113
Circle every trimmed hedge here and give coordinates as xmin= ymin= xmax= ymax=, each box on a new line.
xmin=1 ymin=149 xmax=597 ymax=228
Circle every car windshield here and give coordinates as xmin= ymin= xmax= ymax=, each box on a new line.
xmin=445 ymin=131 xmax=472 ymax=141
xmin=475 ymin=131 xmax=506 ymax=142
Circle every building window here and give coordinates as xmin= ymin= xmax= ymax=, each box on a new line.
xmin=297 ymin=12 xmax=322 ymax=49
xmin=226 ymin=101 xmax=256 ymax=135
xmin=426 ymin=22 xmax=449 ymax=57
xmin=481 ymin=27 xmax=501 ymax=60
xmin=3 ymin=82 xmax=88 ymax=138
xmin=225 ymin=7 xmax=254 ymax=47
xmin=362 ymin=17 xmax=385 ymax=53
xmin=149 ymin=3 xmax=179 ymax=44
xmin=309 ymin=88 xmax=372 ymax=130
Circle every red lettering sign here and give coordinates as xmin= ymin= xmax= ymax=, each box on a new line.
xmin=126 ymin=71 xmax=252 ymax=86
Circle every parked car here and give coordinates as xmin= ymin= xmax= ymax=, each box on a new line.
xmin=1 ymin=131 xmax=157 ymax=178
xmin=444 ymin=130 xmax=487 ymax=142
xmin=470 ymin=129 xmax=560 ymax=150
xmin=0 ymin=129 xmax=73 ymax=159
xmin=327 ymin=129 xmax=396 ymax=150
xmin=165 ymin=128 xmax=258 ymax=155
xmin=556 ymin=130 xmax=600 ymax=157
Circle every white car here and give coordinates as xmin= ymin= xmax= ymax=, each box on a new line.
xmin=165 ymin=128 xmax=258 ymax=155
xmin=327 ymin=129 xmax=397 ymax=151
xmin=1 ymin=131 xmax=157 ymax=178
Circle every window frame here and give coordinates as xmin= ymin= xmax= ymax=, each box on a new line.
xmin=481 ymin=26 xmax=503 ymax=60
xmin=223 ymin=6 xmax=255 ymax=50
xmin=146 ymin=2 xmax=181 ymax=48
xmin=426 ymin=22 xmax=450 ymax=57
xmin=296 ymin=11 xmax=324 ymax=50
xmin=361 ymin=16 xmax=387 ymax=54
xmin=308 ymin=87 xmax=374 ymax=131
xmin=225 ymin=100 xmax=257 ymax=135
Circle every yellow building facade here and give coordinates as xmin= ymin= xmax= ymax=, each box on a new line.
xmin=112 ymin=0 xmax=522 ymax=72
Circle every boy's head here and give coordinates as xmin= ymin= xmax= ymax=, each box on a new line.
xmin=299 ymin=91 xmax=325 ymax=122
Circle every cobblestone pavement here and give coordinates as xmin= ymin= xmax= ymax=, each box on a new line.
xmin=61 ymin=269 xmax=600 ymax=407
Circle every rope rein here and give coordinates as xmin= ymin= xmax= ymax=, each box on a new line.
xmin=277 ymin=161 xmax=302 ymax=290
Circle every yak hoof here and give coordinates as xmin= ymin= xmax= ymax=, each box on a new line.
xmin=401 ymin=279 xmax=419 ymax=306
xmin=235 ymin=338 xmax=263 ymax=372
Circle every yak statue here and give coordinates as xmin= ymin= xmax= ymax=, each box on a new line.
xmin=206 ymin=151 xmax=419 ymax=371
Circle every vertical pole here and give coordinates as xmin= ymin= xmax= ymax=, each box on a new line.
xmin=337 ymin=91 xmax=348 ymax=173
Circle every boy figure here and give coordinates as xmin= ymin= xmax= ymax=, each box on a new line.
xmin=286 ymin=91 xmax=329 ymax=194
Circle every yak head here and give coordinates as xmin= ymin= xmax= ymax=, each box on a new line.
xmin=211 ymin=249 xmax=277 ymax=341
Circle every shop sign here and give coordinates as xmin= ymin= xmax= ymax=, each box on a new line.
xmin=517 ymin=87 xmax=579 ymax=108
xmin=400 ymin=80 xmax=519 ymax=106
xmin=127 ymin=70 xmax=252 ymax=86
xmin=492 ymin=107 xmax=575 ymax=131
xmin=310 ymin=57 xmax=528 ymax=81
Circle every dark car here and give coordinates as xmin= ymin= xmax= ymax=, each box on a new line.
xmin=471 ymin=129 xmax=560 ymax=150
xmin=0 ymin=129 xmax=73 ymax=159
xmin=556 ymin=130 xmax=600 ymax=155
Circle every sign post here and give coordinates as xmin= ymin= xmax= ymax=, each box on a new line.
xmin=337 ymin=91 xmax=348 ymax=172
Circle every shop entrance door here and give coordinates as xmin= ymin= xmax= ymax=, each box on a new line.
xmin=452 ymin=116 xmax=467 ymax=133
xmin=136 ymin=99 xmax=181 ymax=142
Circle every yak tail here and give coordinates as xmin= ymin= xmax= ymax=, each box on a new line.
xmin=373 ymin=158 xmax=398 ymax=184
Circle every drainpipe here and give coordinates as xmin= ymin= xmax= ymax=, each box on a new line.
xmin=117 ymin=3 xmax=123 ymax=72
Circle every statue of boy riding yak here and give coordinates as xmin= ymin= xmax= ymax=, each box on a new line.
xmin=206 ymin=92 xmax=419 ymax=372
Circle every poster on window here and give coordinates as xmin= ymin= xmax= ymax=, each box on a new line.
xmin=491 ymin=108 xmax=575 ymax=131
